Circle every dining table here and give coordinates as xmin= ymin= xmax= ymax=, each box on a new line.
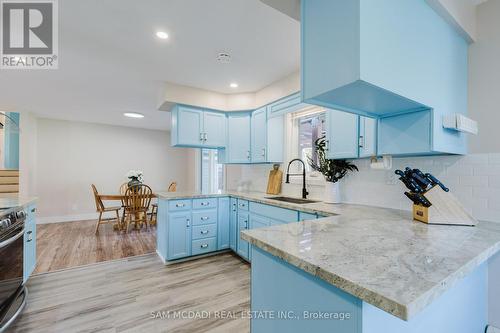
xmin=98 ymin=193 xmax=157 ymax=230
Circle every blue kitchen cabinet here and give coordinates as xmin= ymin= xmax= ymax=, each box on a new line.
xmin=299 ymin=211 xmax=318 ymax=221
xmin=251 ymin=107 xmax=267 ymax=163
xmin=250 ymin=214 xmax=270 ymax=229
xmin=229 ymin=198 xmax=238 ymax=251
xmin=267 ymin=92 xmax=310 ymax=118
xmin=217 ymin=197 xmax=230 ymax=250
xmin=220 ymin=113 xmax=251 ymax=163
xmin=266 ymin=115 xmax=284 ymax=163
xmin=171 ymin=105 xmax=226 ymax=148
xmin=359 ymin=116 xmax=377 ymax=158
xmin=203 ymin=111 xmax=226 ymax=147
xmin=172 ymin=105 xmax=203 ymax=147
xmin=326 ymin=109 xmax=359 ymax=159
xmin=156 ymin=199 xmax=168 ymax=260
xmin=23 ymin=204 xmax=36 ymax=282
xmin=237 ymin=212 xmax=250 ymax=261
xmin=302 ymin=0 xmax=468 ymax=155
xmin=167 ymin=211 xmax=192 ymax=260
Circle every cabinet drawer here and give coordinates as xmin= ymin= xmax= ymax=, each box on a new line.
xmin=168 ymin=199 xmax=192 ymax=211
xmin=237 ymin=199 xmax=249 ymax=211
xmin=192 ymin=237 xmax=217 ymax=256
xmin=192 ymin=209 xmax=217 ymax=226
xmin=192 ymin=224 xmax=217 ymax=240
xmin=193 ymin=198 xmax=218 ymax=210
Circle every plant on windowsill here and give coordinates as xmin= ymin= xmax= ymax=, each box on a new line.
xmin=307 ymin=137 xmax=358 ymax=203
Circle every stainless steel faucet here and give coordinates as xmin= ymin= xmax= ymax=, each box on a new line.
xmin=285 ymin=158 xmax=309 ymax=199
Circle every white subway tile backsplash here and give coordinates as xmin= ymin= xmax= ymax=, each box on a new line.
xmin=226 ymin=153 xmax=499 ymax=223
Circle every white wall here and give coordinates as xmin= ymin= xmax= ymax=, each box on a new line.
xmin=425 ymin=0 xmax=478 ymax=42
xmin=468 ymin=0 xmax=500 ymax=154
xmin=34 ymin=118 xmax=195 ymax=223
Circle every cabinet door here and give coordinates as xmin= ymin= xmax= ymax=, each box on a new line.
xmin=167 ymin=212 xmax=192 ymax=260
xmin=203 ymin=111 xmax=227 ymax=148
xmin=251 ymin=107 xmax=267 ymax=163
xmin=217 ymin=197 xmax=230 ymax=250
xmin=23 ymin=217 xmax=36 ymax=282
xmin=326 ymin=110 xmax=359 ymax=159
xmin=237 ymin=212 xmax=250 ymax=260
xmin=229 ymin=198 xmax=238 ymax=251
xmin=176 ymin=106 xmax=204 ymax=146
xmin=266 ymin=115 xmax=284 ymax=163
xmin=156 ymin=199 xmax=168 ymax=260
xmin=359 ymin=116 xmax=377 ymax=158
xmin=226 ymin=113 xmax=251 ymax=163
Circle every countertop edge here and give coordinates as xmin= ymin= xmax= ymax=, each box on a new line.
xmin=241 ymin=230 xmax=410 ymax=320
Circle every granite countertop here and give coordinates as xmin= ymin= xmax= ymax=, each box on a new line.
xmin=0 ymin=197 xmax=37 ymax=217
xmin=156 ymin=190 xmax=500 ymax=320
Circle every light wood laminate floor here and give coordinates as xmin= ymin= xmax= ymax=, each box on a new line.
xmin=35 ymin=220 xmax=156 ymax=273
xmin=9 ymin=253 xmax=250 ymax=333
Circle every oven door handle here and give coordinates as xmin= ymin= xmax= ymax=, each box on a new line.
xmin=0 ymin=227 xmax=25 ymax=249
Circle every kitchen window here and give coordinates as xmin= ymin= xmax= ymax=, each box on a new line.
xmin=286 ymin=107 xmax=326 ymax=184
xmin=201 ymin=149 xmax=224 ymax=193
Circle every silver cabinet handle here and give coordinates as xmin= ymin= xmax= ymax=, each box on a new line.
xmin=247 ymin=150 xmax=251 ymax=160
xmin=359 ymin=136 xmax=364 ymax=148
xmin=201 ymin=216 xmax=210 ymax=221
xmin=203 ymin=133 xmax=208 ymax=141
xmin=200 ymin=202 xmax=209 ymax=206
xmin=261 ymin=148 xmax=266 ymax=157
xmin=186 ymin=219 xmax=190 ymax=227
xmin=244 ymin=221 xmax=248 ymax=228
xmin=27 ymin=230 xmax=33 ymax=242
xmin=200 ymin=230 xmax=209 ymax=235
xmin=176 ymin=203 xmax=185 ymax=208
xmin=200 ymin=243 xmax=209 ymax=248
xmin=200 ymin=132 xmax=204 ymax=141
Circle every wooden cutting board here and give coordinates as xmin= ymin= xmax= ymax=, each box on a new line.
xmin=266 ymin=164 xmax=283 ymax=195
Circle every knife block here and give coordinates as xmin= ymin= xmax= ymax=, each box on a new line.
xmin=412 ymin=186 xmax=477 ymax=226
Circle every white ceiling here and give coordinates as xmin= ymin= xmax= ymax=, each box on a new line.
xmin=0 ymin=0 xmax=300 ymax=130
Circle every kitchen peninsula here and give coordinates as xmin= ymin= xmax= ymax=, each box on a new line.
xmin=155 ymin=191 xmax=500 ymax=333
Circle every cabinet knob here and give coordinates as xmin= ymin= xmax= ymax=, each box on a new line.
xmin=201 ymin=202 xmax=209 ymax=206
xmin=200 ymin=243 xmax=209 ymax=249
xmin=201 ymin=216 xmax=210 ymax=221
xmin=201 ymin=230 xmax=209 ymax=235
xmin=186 ymin=219 xmax=191 ymax=227
xmin=200 ymin=133 xmax=204 ymax=141
xmin=247 ymin=151 xmax=251 ymax=160
xmin=176 ymin=203 xmax=185 ymax=208
xmin=203 ymin=133 xmax=208 ymax=141
xmin=27 ymin=230 xmax=33 ymax=242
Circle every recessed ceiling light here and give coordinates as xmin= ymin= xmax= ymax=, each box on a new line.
xmin=124 ymin=112 xmax=145 ymax=119
xmin=230 ymin=82 xmax=238 ymax=88
xmin=156 ymin=31 xmax=169 ymax=39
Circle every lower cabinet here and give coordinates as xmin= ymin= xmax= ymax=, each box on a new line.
xmin=167 ymin=211 xmax=192 ymax=260
xmin=229 ymin=198 xmax=238 ymax=251
xmin=237 ymin=212 xmax=250 ymax=261
xmin=157 ymin=196 xmax=326 ymax=263
xmin=23 ymin=205 xmax=37 ymax=283
xmin=217 ymin=197 xmax=230 ymax=250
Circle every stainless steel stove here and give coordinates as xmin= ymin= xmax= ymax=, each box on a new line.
xmin=0 ymin=207 xmax=28 ymax=332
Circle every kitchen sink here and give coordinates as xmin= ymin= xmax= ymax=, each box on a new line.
xmin=265 ymin=196 xmax=319 ymax=204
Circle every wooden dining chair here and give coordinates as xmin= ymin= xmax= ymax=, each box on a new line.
xmin=123 ymin=184 xmax=153 ymax=232
xmin=119 ymin=182 xmax=129 ymax=225
xmin=91 ymin=184 xmax=121 ymax=234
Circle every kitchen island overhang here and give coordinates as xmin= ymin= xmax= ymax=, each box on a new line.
xmin=242 ymin=215 xmax=500 ymax=332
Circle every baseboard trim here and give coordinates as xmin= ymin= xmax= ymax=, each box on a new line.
xmin=36 ymin=212 xmax=106 ymax=224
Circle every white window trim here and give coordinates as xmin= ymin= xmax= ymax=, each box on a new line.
xmin=285 ymin=109 xmax=327 ymax=187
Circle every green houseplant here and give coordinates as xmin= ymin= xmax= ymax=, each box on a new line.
xmin=307 ymin=137 xmax=358 ymax=203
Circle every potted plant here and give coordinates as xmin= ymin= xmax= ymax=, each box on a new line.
xmin=307 ymin=137 xmax=358 ymax=203
xmin=126 ymin=170 xmax=144 ymax=189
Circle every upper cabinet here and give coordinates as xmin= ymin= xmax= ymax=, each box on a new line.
xmin=251 ymin=107 xmax=267 ymax=163
xmin=171 ymin=105 xmax=226 ymax=148
xmin=222 ymin=113 xmax=251 ymax=163
xmin=302 ymin=0 xmax=469 ymax=155
xmin=325 ymin=110 xmax=377 ymax=159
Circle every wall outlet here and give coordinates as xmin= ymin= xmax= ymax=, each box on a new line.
xmin=385 ymin=171 xmax=397 ymax=185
